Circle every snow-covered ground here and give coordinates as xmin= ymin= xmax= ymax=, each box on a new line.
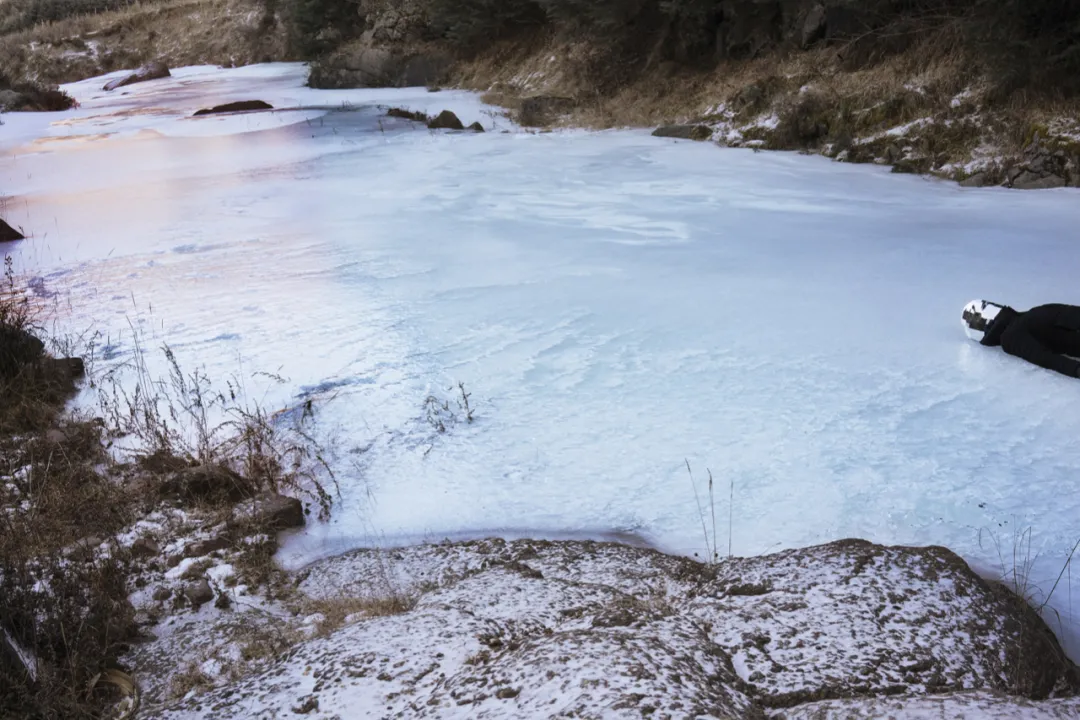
xmin=4 ymin=63 xmax=1080 ymax=660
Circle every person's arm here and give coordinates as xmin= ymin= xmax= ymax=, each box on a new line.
xmin=1001 ymin=329 xmax=1080 ymax=378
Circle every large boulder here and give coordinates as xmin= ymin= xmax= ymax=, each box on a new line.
xmin=103 ymin=61 xmax=170 ymax=92
xmin=146 ymin=538 xmax=1080 ymax=719
xmin=427 ymin=110 xmax=464 ymax=130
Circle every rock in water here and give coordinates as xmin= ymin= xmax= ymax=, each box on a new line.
xmin=0 ymin=218 xmax=24 ymax=242
xmin=103 ymin=61 xmax=171 ymax=92
xmin=652 ymin=124 xmax=713 ymax=141
xmin=427 ymin=110 xmax=464 ymax=130
xmin=192 ymin=100 xmax=274 ymax=116
xmin=468 ymin=122 xmax=485 ymax=133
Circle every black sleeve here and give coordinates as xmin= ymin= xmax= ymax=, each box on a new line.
xmin=1001 ymin=328 xmax=1080 ymax=378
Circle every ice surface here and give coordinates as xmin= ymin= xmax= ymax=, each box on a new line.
xmin=4 ymin=63 xmax=1080 ymax=658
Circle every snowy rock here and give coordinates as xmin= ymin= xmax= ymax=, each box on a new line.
xmin=234 ymin=493 xmax=304 ymax=531
xmin=652 ymin=124 xmax=713 ymax=141
xmin=131 ymin=536 xmax=162 ymax=559
xmin=103 ymin=61 xmax=170 ymax=91
xmin=0 ymin=218 xmax=24 ymax=242
xmin=783 ymin=690 xmax=1080 ymax=719
xmin=427 ymin=110 xmax=464 ymax=131
xmin=147 ymin=538 xmax=1079 ymax=719
xmin=468 ymin=121 xmax=485 ymax=133
xmin=152 ymin=586 xmax=172 ymax=602
xmin=192 ymin=100 xmax=273 ymax=116
xmin=184 ymin=579 xmax=214 ymax=607
xmin=184 ymin=535 xmax=230 ymax=558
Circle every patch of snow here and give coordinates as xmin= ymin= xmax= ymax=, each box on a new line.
xmin=951 ymin=88 xmax=976 ymax=108
xmin=142 ymin=539 xmax=1075 ymax=719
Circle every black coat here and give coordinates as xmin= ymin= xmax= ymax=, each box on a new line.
xmin=982 ymin=303 xmax=1080 ymax=378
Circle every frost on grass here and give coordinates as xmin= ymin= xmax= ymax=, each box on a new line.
xmin=147 ymin=538 xmax=1077 ymax=719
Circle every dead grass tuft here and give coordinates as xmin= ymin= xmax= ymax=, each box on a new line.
xmin=301 ymin=593 xmax=417 ymax=637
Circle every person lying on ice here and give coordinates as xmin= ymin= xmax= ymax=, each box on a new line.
xmin=963 ymin=300 xmax=1080 ymax=378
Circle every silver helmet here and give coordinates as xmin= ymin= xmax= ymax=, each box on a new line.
xmin=962 ymin=299 xmax=1004 ymax=342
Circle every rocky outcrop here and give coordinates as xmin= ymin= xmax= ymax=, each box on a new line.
xmin=1003 ymin=133 xmax=1077 ymax=190
xmin=103 ymin=61 xmax=170 ymax=92
xmin=0 ymin=219 xmax=25 ymax=242
xmin=144 ymin=538 xmax=1079 ymax=719
xmin=192 ymin=100 xmax=273 ymax=116
xmin=309 ymin=46 xmax=451 ymax=89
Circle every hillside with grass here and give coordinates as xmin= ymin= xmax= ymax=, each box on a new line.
xmin=5 ymin=0 xmax=1080 ymax=187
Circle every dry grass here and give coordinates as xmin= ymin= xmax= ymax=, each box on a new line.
xmin=452 ymin=31 xmax=1080 ymax=182
xmin=300 ymin=593 xmax=418 ymax=637
xmin=0 ymin=0 xmax=288 ymax=85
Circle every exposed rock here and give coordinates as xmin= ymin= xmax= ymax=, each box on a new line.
xmin=147 ymin=538 xmax=1079 ymax=718
xmin=183 ymin=579 xmax=214 ymax=607
xmin=0 ymin=218 xmax=25 ymax=242
xmin=468 ymin=122 xmax=485 ymax=133
xmin=719 ymin=0 xmax=782 ymax=59
xmin=0 ymin=326 xmax=45 ymax=379
xmin=518 ymin=96 xmax=576 ymax=127
xmin=427 ymin=110 xmax=464 ymax=130
xmin=959 ymin=171 xmax=989 ymax=188
xmin=235 ymin=493 xmax=305 ymax=531
xmin=166 ymin=463 xmax=254 ymax=503
xmin=0 ymin=90 xmax=25 ymax=112
xmin=184 ymin=535 xmax=231 ymax=558
xmin=310 ymin=46 xmax=450 ymax=89
xmin=131 ymin=537 xmax=162 ymax=559
xmin=152 ymin=586 xmax=172 ymax=602
xmin=39 ymin=356 xmax=86 ymax=380
xmin=44 ymin=429 xmax=67 ymax=444
xmin=386 ymin=107 xmax=427 ymax=122
xmin=652 ymin=124 xmax=713 ymax=141
xmin=192 ymin=100 xmax=273 ymax=116
xmin=801 ymin=4 xmax=827 ymax=48
xmin=1012 ymin=172 xmax=1067 ymax=190
xmin=103 ymin=61 xmax=171 ymax=91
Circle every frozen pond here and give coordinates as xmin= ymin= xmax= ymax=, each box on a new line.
xmin=4 ymin=63 xmax=1080 ymax=657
